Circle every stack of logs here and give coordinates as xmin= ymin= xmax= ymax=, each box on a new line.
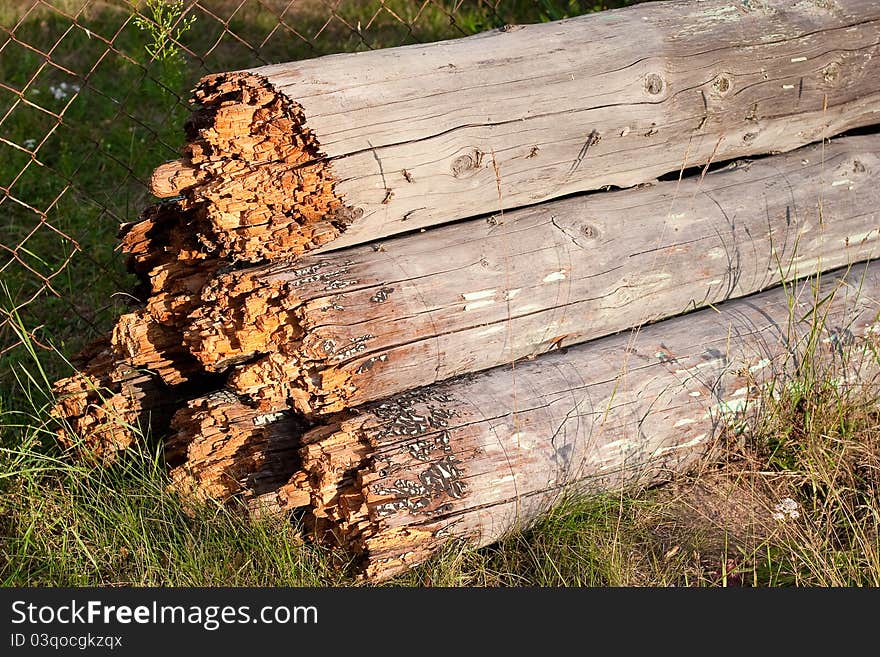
xmin=51 ymin=0 xmax=880 ymax=581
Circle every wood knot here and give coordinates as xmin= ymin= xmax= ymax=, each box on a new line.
xmin=644 ymin=73 xmax=664 ymax=95
xmin=334 ymin=206 xmax=364 ymax=225
xmin=580 ymin=224 xmax=599 ymax=239
xmin=451 ymin=149 xmax=483 ymax=178
xmin=712 ymin=74 xmax=732 ymax=96
xmin=499 ymin=24 xmax=523 ymax=32
xmin=150 ymin=158 xmax=206 ymax=198
xmin=822 ymin=62 xmax=840 ymax=84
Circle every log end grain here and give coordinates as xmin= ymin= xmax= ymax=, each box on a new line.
xmin=165 ymin=393 xmax=307 ymax=506
xmin=172 ymin=72 xmax=357 ymax=263
xmin=150 ymin=159 xmax=207 ymax=198
xmin=50 ymin=339 xmax=163 ymax=460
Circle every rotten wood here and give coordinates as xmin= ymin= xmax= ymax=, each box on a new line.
xmin=118 ymin=201 xmax=218 ymax=327
xmin=281 ymin=260 xmax=880 ymax=581
xmin=50 ymin=336 xmax=170 ymax=458
xmin=179 ymin=135 xmax=880 ymax=415
xmin=51 ymin=325 xmax=213 ymax=456
xmin=112 ymin=310 xmax=202 ymax=386
xmin=151 ymin=0 xmax=880 ymax=262
xmin=165 ymin=392 xmax=308 ymax=508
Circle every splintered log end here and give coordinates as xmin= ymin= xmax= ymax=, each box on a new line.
xmin=111 ymin=310 xmax=199 ymax=386
xmin=165 ymin=393 xmax=257 ymax=500
xmin=290 ymin=421 xmax=372 ymax=518
xmin=266 ymin=407 xmax=458 ymax=582
xmin=165 ymin=393 xmax=305 ymax=507
xmin=255 ymin=387 xmax=476 ymax=569
xmin=51 ymin=367 xmax=150 ymax=461
xmin=247 ymin=480 xmax=312 ymax=518
xmin=192 ymin=71 xmax=281 ymax=108
xmin=49 ymin=332 xmax=185 ymax=462
xmin=277 ymin=477 xmax=312 ymax=509
xmin=184 ymin=267 xmax=306 ymax=372
xmin=178 ymin=71 xmax=354 ymax=262
xmin=150 ymin=159 xmax=206 ymax=198
xmin=361 ymin=527 xmax=443 ymax=583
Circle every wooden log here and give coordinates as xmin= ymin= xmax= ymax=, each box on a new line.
xmin=152 ymin=0 xmax=880 ymax=262
xmin=118 ymin=202 xmax=219 ymax=328
xmin=51 ymin=326 xmax=216 ymax=457
xmin=112 ymin=310 xmax=202 ymax=386
xmin=281 ymin=260 xmax=880 ymax=581
xmin=180 ymin=135 xmax=880 ymax=415
xmin=50 ymin=337 xmax=170 ymax=458
xmin=165 ymin=392 xmax=308 ymax=507
xmin=50 ymin=202 xmax=221 ymax=457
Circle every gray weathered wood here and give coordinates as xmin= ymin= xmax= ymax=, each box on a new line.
xmin=237 ymin=0 xmax=880 ymax=253
xmin=183 ymin=135 xmax=880 ymax=415
xmin=283 ymin=260 xmax=880 ymax=580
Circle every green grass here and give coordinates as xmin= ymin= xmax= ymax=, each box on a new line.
xmin=1 ymin=434 xmax=350 ymax=586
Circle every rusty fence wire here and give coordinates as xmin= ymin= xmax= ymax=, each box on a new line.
xmin=0 ymin=0 xmax=632 ymax=387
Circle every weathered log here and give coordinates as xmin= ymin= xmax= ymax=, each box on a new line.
xmin=279 ymin=260 xmax=880 ymax=581
xmin=118 ymin=202 xmax=218 ymax=328
xmin=108 ymin=202 xmax=221 ymax=397
xmin=178 ymin=135 xmax=880 ymax=415
xmin=165 ymin=392 xmax=309 ymax=507
xmin=51 ymin=324 xmax=212 ymax=455
xmin=111 ymin=310 xmax=202 ymax=386
xmin=51 ymin=336 xmax=169 ymax=457
xmin=151 ymin=0 xmax=880 ymax=262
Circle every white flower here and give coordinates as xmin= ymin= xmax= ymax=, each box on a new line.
xmin=772 ymin=497 xmax=800 ymax=521
xmin=23 ymin=138 xmax=36 ymax=149
xmin=48 ymin=82 xmax=81 ymax=101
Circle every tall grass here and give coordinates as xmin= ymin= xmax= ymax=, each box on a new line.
xmin=0 ymin=318 xmax=348 ymax=586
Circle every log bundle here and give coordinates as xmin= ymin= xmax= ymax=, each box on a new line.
xmin=276 ymin=261 xmax=880 ymax=581
xmin=48 ymin=0 xmax=880 ymax=578
xmin=52 ymin=135 xmax=880 ymax=457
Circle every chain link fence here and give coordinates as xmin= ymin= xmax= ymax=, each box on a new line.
xmin=0 ymin=0 xmax=636 ymax=388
